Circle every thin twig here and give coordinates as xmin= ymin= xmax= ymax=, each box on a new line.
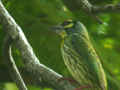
xmin=3 ymin=35 xmax=28 ymax=90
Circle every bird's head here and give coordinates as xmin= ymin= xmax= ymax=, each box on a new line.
xmin=52 ymin=20 xmax=87 ymax=38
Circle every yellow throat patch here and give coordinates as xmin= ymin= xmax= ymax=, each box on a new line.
xmin=64 ymin=22 xmax=74 ymax=29
xmin=59 ymin=31 xmax=67 ymax=38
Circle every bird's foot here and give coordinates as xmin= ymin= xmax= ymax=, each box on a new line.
xmin=57 ymin=77 xmax=79 ymax=85
xmin=57 ymin=78 xmax=91 ymax=90
xmin=75 ymin=85 xmax=91 ymax=90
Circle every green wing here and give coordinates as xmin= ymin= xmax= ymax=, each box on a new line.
xmin=68 ymin=32 xmax=107 ymax=89
xmin=62 ymin=41 xmax=100 ymax=87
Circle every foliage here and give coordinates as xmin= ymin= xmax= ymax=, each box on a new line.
xmin=0 ymin=0 xmax=120 ymax=89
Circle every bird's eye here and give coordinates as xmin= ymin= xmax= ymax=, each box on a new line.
xmin=62 ymin=20 xmax=74 ymax=29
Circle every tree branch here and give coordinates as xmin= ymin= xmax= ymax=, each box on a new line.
xmin=76 ymin=0 xmax=120 ymax=14
xmin=0 ymin=1 xmax=75 ymax=90
xmin=3 ymin=35 xmax=28 ymax=90
xmin=92 ymin=4 xmax=120 ymax=14
xmin=62 ymin=0 xmax=120 ymax=23
xmin=0 ymin=66 xmax=59 ymax=88
xmin=63 ymin=0 xmax=120 ymax=14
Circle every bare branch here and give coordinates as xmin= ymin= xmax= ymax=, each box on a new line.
xmin=63 ymin=0 xmax=120 ymax=14
xmin=62 ymin=0 xmax=120 ymax=23
xmin=92 ymin=4 xmax=120 ymax=14
xmin=0 ymin=1 xmax=75 ymax=90
xmin=3 ymin=35 xmax=28 ymax=90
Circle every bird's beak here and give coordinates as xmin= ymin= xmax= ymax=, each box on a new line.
xmin=51 ymin=24 xmax=64 ymax=34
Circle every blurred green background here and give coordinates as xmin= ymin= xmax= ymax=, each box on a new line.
xmin=0 ymin=0 xmax=120 ymax=90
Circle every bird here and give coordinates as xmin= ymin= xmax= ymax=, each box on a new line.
xmin=53 ymin=20 xmax=107 ymax=90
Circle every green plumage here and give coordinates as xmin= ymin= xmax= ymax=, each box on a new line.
xmin=57 ymin=21 xmax=107 ymax=90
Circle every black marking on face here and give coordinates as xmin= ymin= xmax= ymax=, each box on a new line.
xmin=61 ymin=20 xmax=73 ymax=27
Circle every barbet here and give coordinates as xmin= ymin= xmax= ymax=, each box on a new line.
xmin=53 ymin=20 xmax=107 ymax=90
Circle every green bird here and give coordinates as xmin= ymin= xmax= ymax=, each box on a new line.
xmin=53 ymin=20 xmax=107 ymax=90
